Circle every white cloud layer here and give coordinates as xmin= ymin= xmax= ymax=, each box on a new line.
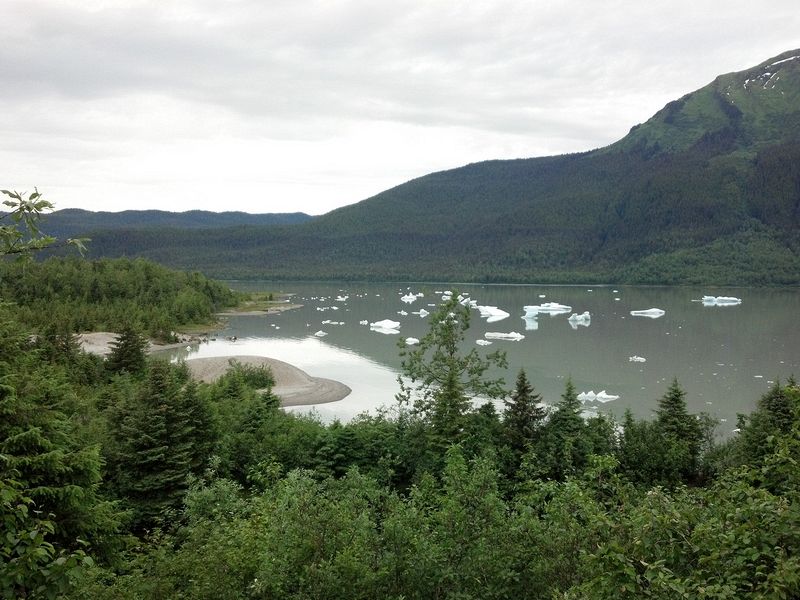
xmin=1 ymin=0 xmax=798 ymax=214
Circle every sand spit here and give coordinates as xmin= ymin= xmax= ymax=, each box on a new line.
xmin=185 ymin=355 xmax=351 ymax=406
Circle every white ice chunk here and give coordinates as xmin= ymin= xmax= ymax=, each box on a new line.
xmin=538 ymin=294 xmax=546 ymax=298
xmin=400 ymin=293 xmax=417 ymax=304
xmin=630 ymin=308 xmax=665 ymax=318
xmin=359 ymin=320 xmax=369 ymax=325
xmin=522 ymin=315 xmax=539 ymax=331
xmin=404 ymin=337 xmax=420 ymax=345
xmin=701 ymin=295 xmax=742 ymax=306
xmin=370 ymin=327 xmax=400 ymax=335
xmin=416 ymin=309 xmax=430 ymax=318
xmin=628 ymin=355 xmax=647 ymax=363
xmin=314 ymin=330 xmax=328 ymax=337
xmin=477 ymin=305 xmax=510 ymax=323
xmin=568 ymin=311 xmax=591 ymax=328
xmin=595 ymin=390 xmax=619 ymax=402
xmin=524 ymin=302 xmax=572 ymax=316
xmin=335 ymin=295 xmax=348 ymax=302
xmin=484 ymin=331 xmax=525 ymax=341
xmin=476 ymin=339 xmax=493 ymax=346
xmin=370 ymin=319 xmax=401 ymax=330
xmin=398 ymin=310 xmax=408 ymax=316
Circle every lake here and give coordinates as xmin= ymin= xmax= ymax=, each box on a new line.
xmin=166 ymin=282 xmax=800 ymax=436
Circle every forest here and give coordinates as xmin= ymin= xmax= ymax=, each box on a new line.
xmin=2 ymin=247 xmax=799 ymax=598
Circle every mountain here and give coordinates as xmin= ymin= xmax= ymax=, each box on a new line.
xmin=73 ymin=50 xmax=800 ymax=284
xmin=40 ymin=208 xmax=313 ymax=239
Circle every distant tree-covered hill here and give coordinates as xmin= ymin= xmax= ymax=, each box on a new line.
xmin=66 ymin=50 xmax=800 ymax=284
xmin=38 ymin=208 xmax=313 ymax=240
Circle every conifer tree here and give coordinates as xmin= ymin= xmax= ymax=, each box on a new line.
xmin=107 ymin=324 xmax=148 ymax=375
xmin=114 ymin=360 xmax=195 ymax=529
xmin=503 ymin=369 xmax=545 ymax=456
xmin=397 ymin=295 xmax=507 ymax=448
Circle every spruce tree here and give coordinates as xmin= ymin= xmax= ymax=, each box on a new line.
xmin=114 ymin=360 xmax=194 ymax=529
xmin=107 ymin=324 xmax=148 ymax=375
xmin=503 ymin=369 xmax=545 ymax=456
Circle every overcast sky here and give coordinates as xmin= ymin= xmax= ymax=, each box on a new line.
xmin=2 ymin=1 xmax=797 ymax=215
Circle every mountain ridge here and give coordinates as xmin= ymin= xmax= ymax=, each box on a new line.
xmin=52 ymin=50 xmax=800 ymax=285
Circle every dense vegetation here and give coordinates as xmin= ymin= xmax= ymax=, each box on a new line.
xmin=38 ymin=208 xmax=312 ymax=239
xmin=0 ymin=257 xmax=239 ymax=340
xmin=51 ymin=50 xmax=800 ymax=285
xmin=2 ymin=268 xmax=799 ymax=598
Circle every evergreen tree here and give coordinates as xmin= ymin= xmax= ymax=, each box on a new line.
xmin=536 ymin=378 xmax=589 ymax=479
xmin=503 ymin=369 xmax=545 ymax=456
xmin=113 ymin=360 xmax=195 ymax=529
xmin=397 ymin=295 xmax=507 ymax=448
xmin=106 ymin=324 xmax=148 ymax=376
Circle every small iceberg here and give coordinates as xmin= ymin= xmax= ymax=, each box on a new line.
xmin=485 ymin=331 xmax=525 ymax=341
xmin=568 ymin=311 xmax=591 ymax=328
xmin=522 ymin=315 xmax=539 ymax=331
xmin=412 ymin=308 xmax=430 ymax=318
xmin=314 ymin=330 xmax=328 ymax=337
xmin=595 ymin=390 xmax=619 ymax=403
xmin=400 ymin=293 xmax=418 ymax=304
xmin=629 ymin=355 xmax=647 ymax=363
xmin=476 ymin=339 xmax=493 ymax=346
xmin=335 ymin=295 xmax=349 ymax=302
xmin=404 ymin=337 xmax=420 ymax=346
xmin=578 ymin=390 xmax=619 ymax=403
xmin=398 ymin=310 xmax=408 ymax=316
xmin=477 ymin=305 xmax=510 ymax=323
xmin=701 ymin=295 xmax=742 ymax=306
xmin=524 ymin=302 xmax=572 ymax=316
xmin=371 ymin=319 xmax=401 ymax=330
xmin=359 ymin=320 xmax=369 ymax=325
xmin=630 ymin=308 xmax=665 ymax=319
xmin=370 ymin=319 xmax=401 ymax=335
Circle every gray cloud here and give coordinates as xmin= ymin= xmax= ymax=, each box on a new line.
xmin=1 ymin=0 xmax=798 ymax=212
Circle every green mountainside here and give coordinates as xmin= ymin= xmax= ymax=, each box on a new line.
xmin=39 ymin=208 xmax=313 ymax=239
xmin=73 ymin=50 xmax=800 ymax=284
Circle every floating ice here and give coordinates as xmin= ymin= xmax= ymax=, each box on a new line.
xmin=568 ymin=311 xmax=591 ymax=328
xmin=370 ymin=319 xmax=401 ymax=330
xmin=595 ymin=390 xmax=619 ymax=402
xmin=414 ymin=309 xmax=430 ymax=318
xmin=400 ymin=293 xmax=417 ymax=304
xmin=578 ymin=390 xmax=619 ymax=403
xmin=522 ymin=315 xmax=539 ymax=331
xmin=398 ymin=310 xmax=408 ymax=316
xmin=314 ymin=331 xmax=328 ymax=337
xmin=629 ymin=355 xmax=647 ymax=363
xmin=524 ymin=302 xmax=572 ymax=316
xmin=476 ymin=339 xmax=493 ymax=346
xmin=335 ymin=295 xmax=348 ymax=302
xmin=405 ymin=337 xmax=420 ymax=346
xmin=477 ymin=305 xmax=510 ymax=323
xmin=701 ymin=295 xmax=742 ymax=306
xmin=538 ymin=294 xmax=546 ymax=298
xmin=630 ymin=308 xmax=665 ymax=318
xmin=485 ymin=331 xmax=525 ymax=341
xmin=359 ymin=320 xmax=369 ymax=325
xmin=371 ymin=327 xmax=400 ymax=335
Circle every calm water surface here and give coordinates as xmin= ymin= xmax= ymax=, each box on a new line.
xmin=167 ymin=282 xmax=800 ymax=435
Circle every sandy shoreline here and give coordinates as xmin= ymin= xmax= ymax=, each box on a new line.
xmin=185 ymin=355 xmax=351 ymax=406
xmin=77 ymin=333 xmax=350 ymax=406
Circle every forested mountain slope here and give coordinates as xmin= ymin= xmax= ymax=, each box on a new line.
xmin=39 ymin=208 xmax=313 ymax=239
xmin=76 ymin=50 xmax=800 ymax=284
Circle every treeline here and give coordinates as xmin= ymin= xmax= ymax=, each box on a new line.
xmin=0 ymin=257 xmax=239 ymax=338
xmin=2 ymin=288 xmax=798 ymax=598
